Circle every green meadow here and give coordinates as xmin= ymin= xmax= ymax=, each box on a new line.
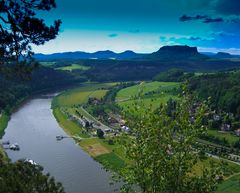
xmin=116 ymin=81 xmax=180 ymax=111
xmin=216 ymin=174 xmax=240 ymax=193
xmin=56 ymin=64 xmax=90 ymax=71
xmin=208 ymin=130 xmax=240 ymax=145
xmin=53 ymin=82 xmax=116 ymax=107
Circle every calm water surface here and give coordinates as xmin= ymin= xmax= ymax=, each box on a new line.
xmin=2 ymin=95 xmax=117 ymax=193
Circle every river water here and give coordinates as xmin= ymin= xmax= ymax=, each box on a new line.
xmin=2 ymin=95 xmax=117 ymax=193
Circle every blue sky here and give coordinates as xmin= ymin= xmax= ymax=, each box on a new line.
xmin=33 ymin=0 xmax=240 ymax=54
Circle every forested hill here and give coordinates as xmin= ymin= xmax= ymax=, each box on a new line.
xmin=78 ymin=58 xmax=240 ymax=82
xmin=189 ymin=71 xmax=240 ymax=117
xmin=37 ymin=46 xmax=240 ymax=82
xmin=34 ymin=50 xmax=146 ymax=60
xmin=0 ymin=67 xmax=82 ymax=113
xmin=146 ymin=45 xmax=208 ymax=60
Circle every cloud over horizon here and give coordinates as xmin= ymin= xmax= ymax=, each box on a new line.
xmin=32 ymin=0 xmax=240 ymax=54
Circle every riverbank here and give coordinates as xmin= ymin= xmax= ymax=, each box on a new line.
xmin=52 ymin=82 xmax=240 ymax=193
xmin=52 ymin=82 xmax=128 ymax=172
xmin=53 ymin=106 xmax=127 ymax=171
xmin=1 ymin=96 xmax=116 ymax=193
xmin=0 ymin=113 xmax=10 ymax=138
xmin=0 ymin=82 xmax=84 ymax=163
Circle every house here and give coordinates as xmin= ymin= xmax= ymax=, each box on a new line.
xmin=220 ymin=124 xmax=231 ymax=131
xmin=213 ymin=114 xmax=221 ymax=121
xmin=121 ymin=125 xmax=131 ymax=133
xmin=104 ymin=128 xmax=112 ymax=133
xmin=108 ymin=117 xmax=118 ymax=124
xmin=235 ymin=129 xmax=240 ymax=136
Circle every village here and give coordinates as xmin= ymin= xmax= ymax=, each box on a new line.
xmin=59 ymin=97 xmax=131 ymax=139
xmin=56 ymin=92 xmax=240 ymax=166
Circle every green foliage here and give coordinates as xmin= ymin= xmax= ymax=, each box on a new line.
xmin=0 ymin=160 xmax=65 ymax=193
xmin=115 ymin=86 xmax=220 ymax=193
xmin=0 ymin=113 xmax=9 ymax=138
xmin=215 ymin=174 xmax=240 ymax=193
xmin=95 ymin=152 xmax=126 ymax=172
xmin=189 ymin=71 xmax=240 ymax=117
xmin=0 ymin=0 xmax=61 ymax=76
xmin=97 ymin=129 xmax=104 ymax=138
xmin=0 ymin=67 xmax=79 ymax=113
xmin=153 ymin=69 xmax=194 ymax=82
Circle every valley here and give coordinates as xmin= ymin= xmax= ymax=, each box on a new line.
xmin=49 ymin=79 xmax=240 ymax=193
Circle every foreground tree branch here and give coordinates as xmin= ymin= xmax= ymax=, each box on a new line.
xmin=0 ymin=0 xmax=61 ymax=75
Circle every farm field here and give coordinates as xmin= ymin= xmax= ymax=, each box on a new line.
xmin=79 ymin=137 xmax=127 ymax=171
xmin=116 ymin=81 xmax=180 ymax=111
xmin=56 ymin=64 xmax=90 ymax=71
xmin=53 ymin=82 xmax=117 ymax=107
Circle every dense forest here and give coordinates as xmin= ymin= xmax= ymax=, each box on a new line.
xmin=0 ymin=66 xmax=82 ymax=113
xmin=189 ymin=71 xmax=240 ymax=117
xmin=153 ymin=69 xmax=194 ymax=82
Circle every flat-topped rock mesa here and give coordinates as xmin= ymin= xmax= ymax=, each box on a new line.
xmin=148 ymin=45 xmax=208 ymax=60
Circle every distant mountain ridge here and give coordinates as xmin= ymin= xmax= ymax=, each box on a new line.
xmin=147 ymin=45 xmax=208 ymax=60
xmin=34 ymin=45 xmax=240 ymax=61
xmin=34 ymin=50 xmax=146 ymax=60
xmin=201 ymin=52 xmax=240 ymax=59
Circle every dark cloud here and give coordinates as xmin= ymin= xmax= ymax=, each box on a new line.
xmin=203 ymin=17 xmax=224 ymax=23
xmin=180 ymin=14 xmax=224 ymax=23
xmin=179 ymin=14 xmax=208 ymax=22
xmin=215 ymin=0 xmax=240 ymax=15
xmin=108 ymin=33 xmax=118 ymax=38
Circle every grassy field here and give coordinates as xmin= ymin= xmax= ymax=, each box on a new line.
xmin=79 ymin=137 xmax=127 ymax=171
xmin=53 ymin=82 xmax=116 ymax=107
xmin=56 ymin=64 xmax=90 ymax=71
xmin=208 ymin=130 xmax=240 ymax=145
xmin=95 ymin=152 xmax=126 ymax=171
xmin=216 ymin=174 xmax=240 ymax=193
xmin=193 ymin=157 xmax=240 ymax=193
xmin=0 ymin=113 xmax=9 ymax=138
xmin=116 ymin=81 xmax=180 ymax=111
xmin=40 ymin=61 xmax=56 ymax=66
xmin=193 ymin=157 xmax=240 ymax=177
xmin=52 ymin=108 xmax=89 ymax=138
xmin=116 ymin=81 xmax=179 ymax=101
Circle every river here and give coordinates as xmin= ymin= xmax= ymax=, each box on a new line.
xmin=2 ymin=95 xmax=117 ymax=193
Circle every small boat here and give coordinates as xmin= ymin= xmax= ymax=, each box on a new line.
xmin=24 ymin=159 xmax=38 ymax=166
xmin=2 ymin=140 xmax=10 ymax=145
xmin=9 ymin=143 xmax=20 ymax=151
xmin=56 ymin=135 xmax=64 ymax=140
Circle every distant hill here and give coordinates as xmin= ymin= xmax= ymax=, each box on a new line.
xmin=34 ymin=50 xmax=146 ymax=61
xmin=202 ymin=52 xmax=240 ymax=59
xmin=146 ymin=45 xmax=208 ymax=60
xmin=35 ymin=45 xmax=240 ymax=82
